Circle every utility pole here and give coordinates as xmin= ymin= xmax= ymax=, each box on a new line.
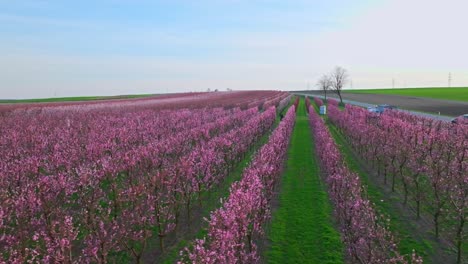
xmin=392 ymin=78 xmax=395 ymax=89
xmin=350 ymin=79 xmax=353 ymax=89
xmin=448 ymin=72 xmax=452 ymax=87
xmin=307 ymin=82 xmax=310 ymax=91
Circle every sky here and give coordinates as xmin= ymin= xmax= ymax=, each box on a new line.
xmin=1 ymin=0 xmax=467 ymax=99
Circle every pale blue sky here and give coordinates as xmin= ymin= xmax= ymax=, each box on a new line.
xmin=1 ymin=0 xmax=467 ymax=98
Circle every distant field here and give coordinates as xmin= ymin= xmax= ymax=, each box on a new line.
xmin=344 ymin=87 xmax=468 ymax=102
xmin=0 ymin=94 xmax=156 ymax=103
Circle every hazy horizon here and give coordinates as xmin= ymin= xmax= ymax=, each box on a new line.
xmin=2 ymin=0 xmax=467 ymax=99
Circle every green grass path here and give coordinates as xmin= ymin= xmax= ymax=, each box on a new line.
xmin=265 ymin=98 xmax=344 ymax=263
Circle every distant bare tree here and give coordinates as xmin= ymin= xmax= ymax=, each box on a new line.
xmin=317 ymin=74 xmax=332 ymax=102
xmin=330 ymin=66 xmax=349 ymax=104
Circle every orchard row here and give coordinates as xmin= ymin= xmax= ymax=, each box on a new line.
xmin=308 ymin=97 xmax=423 ymax=263
xmin=327 ymin=102 xmax=466 ymax=263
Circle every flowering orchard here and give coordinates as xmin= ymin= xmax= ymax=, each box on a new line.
xmin=327 ymin=103 xmax=467 ymax=263
xmin=5 ymin=90 xmax=462 ymax=263
xmin=0 ymin=91 xmax=289 ymax=114
xmin=309 ymin=106 xmax=423 ymax=263
xmin=328 ymin=98 xmax=339 ymax=107
xmin=179 ymin=105 xmax=296 ymax=264
xmin=314 ymin=97 xmax=324 ymax=107
xmin=0 ymin=91 xmax=292 ymax=263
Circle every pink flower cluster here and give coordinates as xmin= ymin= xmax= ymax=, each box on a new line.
xmin=328 ymin=98 xmax=339 ymax=107
xmin=314 ymin=97 xmax=323 ymax=107
xmin=277 ymin=95 xmax=292 ymax=114
xmin=309 ymin=106 xmax=423 ymax=263
xmin=261 ymin=93 xmax=290 ymax=111
xmin=240 ymin=92 xmax=290 ymax=110
xmin=328 ymin=104 xmax=467 ymax=263
xmin=293 ymin=97 xmax=300 ymax=111
xmin=179 ymin=106 xmax=296 ymax=264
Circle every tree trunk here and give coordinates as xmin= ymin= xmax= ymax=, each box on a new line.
xmin=186 ymin=199 xmax=191 ymax=229
xmin=383 ymin=166 xmax=387 ymax=185
xmin=416 ymin=199 xmax=421 ymax=219
xmin=434 ymin=209 xmax=440 ymax=239
xmin=400 ymin=170 xmax=408 ymax=205
xmin=414 ymin=178 xmax=421 ymax=218
xmin=456 ymin=216 xmax=464 ymax=264
xmin=159 ymin=235 xmax=165 ymax=252
xmin=337 ymin=92 xmax=343 ymax=104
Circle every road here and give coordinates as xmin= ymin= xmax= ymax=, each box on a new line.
xmin=293 ymin=92 xmax=463 ymax=122
xmin=294 ymin=91 xmax=468 ymax=120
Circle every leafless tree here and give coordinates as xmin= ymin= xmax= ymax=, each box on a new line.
xmin=317 ymin=74 xmax=332 ymax=102
xmin=330 ymin=66 xmax=349 ymax=104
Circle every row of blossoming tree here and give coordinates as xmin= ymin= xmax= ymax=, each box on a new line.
xmin=326 ymin=103 xmax=466 ymax=264
xmin=309 ymin=104 xmax=423 ymax=263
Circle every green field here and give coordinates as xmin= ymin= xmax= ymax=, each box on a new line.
xmin=344 ymin=87 xmax=468 ymax=102
xmin=265 ymin=98 xmax=344 ymax=263
xmin=0 ymin=94 xmax=156 ymax=104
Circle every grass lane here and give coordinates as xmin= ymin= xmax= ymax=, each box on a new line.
xmin=265 ymin=98 xmax=344 ymax=264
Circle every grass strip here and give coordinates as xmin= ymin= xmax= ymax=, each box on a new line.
xmin=264 ymin=98 xmax=344 ymax=264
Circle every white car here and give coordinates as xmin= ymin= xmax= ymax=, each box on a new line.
xmin=451 ymin=114 xmax=468 ymax=124
xmin=367 ymin=104 xmax=397 ymax=114
xmin=367 ymin=106 xmax=381 ymax=113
